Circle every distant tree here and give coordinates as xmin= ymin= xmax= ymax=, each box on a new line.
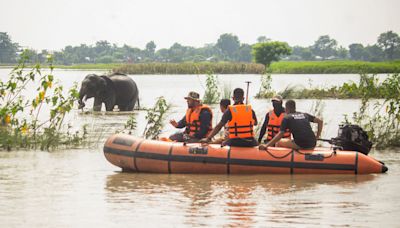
xmin=236 ymin=44 xmax=252 ymax=62
xmin=364 ymin=44 xmax=384 ymax=62
xmin=216 ymin=33 xmax=240 ymax=60
xmin=349 ymin=43 xmax=365 ymax=60
xmin=377 ymin=31 xmax=400 ymax=60
xmin=311 ymin=35 xmax=338 ymax=59
xmin=145 ymin=41 xmax=156 ymax=58
xmin=155 ymin=48 xmax=170 ymax=62
xmin=95 ymin=40 xmax=111 ymax=56
xmin=337 ymin=46 xmax=349 ymax=59
xmin=252 ymin=41 xmax=292 ymax=66
xmin=257 ymin=36 xmax=270 ymax=43
xmin=291 ymin=46 xmax=314 ymax=60
xmin=0 ymin=32 xmax=19 ymax=63
xmin=168 ymin=43 xmax=186 ymax=62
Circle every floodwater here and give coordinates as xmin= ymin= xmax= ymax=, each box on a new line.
xmin=0 ymin=69 xmax=399 ymax=227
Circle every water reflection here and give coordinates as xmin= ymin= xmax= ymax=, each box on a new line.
xmin=105 ymin=173 xmax=376 ymax=227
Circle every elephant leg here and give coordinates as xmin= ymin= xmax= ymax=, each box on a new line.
xmin=93 ymin=97 xmax=103 ymax=111
xmin=125 ymin=102 xmax=134 ymax=111
xmin=105 ymin=102 xmax=115 ymax=111
xmin=118 ymin=104 xmax=131 ymax=111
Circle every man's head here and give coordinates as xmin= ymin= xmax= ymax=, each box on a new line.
xmin=219 ymin=99 xmax=231 ymax=113
xmin=285 ymin=99 xmax=296 ymax=113
xmin=232 ymin=88 xmax=245 ymax=103
xmin=184 ymin=91 xmax=201 ymax=108
xmin=271 ymin=95 xmax=283 ymax=110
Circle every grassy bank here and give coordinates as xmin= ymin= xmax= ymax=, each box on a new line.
xmin=268 ymin=61 xmax=400 ymax=74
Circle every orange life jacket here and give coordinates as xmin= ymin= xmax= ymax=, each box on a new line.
xmin=185 ymin=105 xmax=213 ymax=137
xmin=267 ymin=110 xmax=291 ymax=140
xmin=228 ymin=104 xmax=254 ymax=139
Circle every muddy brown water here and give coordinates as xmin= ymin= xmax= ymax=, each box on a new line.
xmin=0 ymin=69 xmax=399 ymax=227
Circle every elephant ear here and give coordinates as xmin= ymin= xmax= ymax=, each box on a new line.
xmin=99 ymin=76 xmax=117 ymax=103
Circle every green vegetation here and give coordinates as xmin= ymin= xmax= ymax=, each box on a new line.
xmin=0 ymin=51 xmax=87 ymax=151
xmin=255 ymin=74 xmax=275 ymax=98
xmin=268 ymin=61 xmax=400 ymax=74
xmin=2 ymin=31 xmax=400 ymax=65
xmin=347 ymin=73 xmax=400 ymax=149
xmin=203 ymin=73 xmax=221 ymax=104
xmin=112 ymin=62 xmax=265 ymax=74
xmin=252 ymin=41 xmax=292 ymax=66
xmin=256 ymin=74 xmax=388 ymax=99
xmin=142 ymin=96 xmax=170 ymax=140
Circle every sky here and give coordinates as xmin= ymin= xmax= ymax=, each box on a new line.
xmin=1 ymin=0 xmax=399 ymax=51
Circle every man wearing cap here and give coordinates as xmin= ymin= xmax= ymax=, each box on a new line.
xmin=169 ymin=91 xmax=213 ymax=143
xmin=200 ymin=88 xmax=258 ymax=147
xmin=258 ymin=95 xmax=291 ymax=144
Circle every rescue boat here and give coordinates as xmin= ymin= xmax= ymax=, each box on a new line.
xmin=103 ymin=134 xmax=388 ymax=174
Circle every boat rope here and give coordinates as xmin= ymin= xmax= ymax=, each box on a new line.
xmin=265 ymin=148 xmax=293 ymax=159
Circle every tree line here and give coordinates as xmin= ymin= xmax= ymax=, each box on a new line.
xmin=1 ymin=31 xmax=399 ymax=65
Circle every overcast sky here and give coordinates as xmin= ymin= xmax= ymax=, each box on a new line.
xmin=1 ymin=0 xmax=399 ymax=51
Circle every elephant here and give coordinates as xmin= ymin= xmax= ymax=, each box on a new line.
xmin=78 ymin=73 xmax=139 ymax=111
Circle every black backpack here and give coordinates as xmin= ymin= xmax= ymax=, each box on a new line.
xmin=331 ymin=124 xmax=373 ymax=155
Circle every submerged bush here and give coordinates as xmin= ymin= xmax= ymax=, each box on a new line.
xmin=142 ymin=96 xmax=170 ymax=140
xmin=256 ymin=74 xmax=387 ymax=99
xmin=255 ymin=73 xmax=275 ymax=98
xmin=0 ymin=50 xmax=87 ymax=151
xmin=348 ymin=73 xmax=400 ymax=149
xmin=203 ymin=73 xmax=221 ymax=104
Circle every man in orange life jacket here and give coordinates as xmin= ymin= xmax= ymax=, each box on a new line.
xmin=169 ymin=91 xmax=213 ymax=143
xmin=200 ymin=88 xmax=258 ymax=147
xmin=258 ymin=95 xmax=291 ymax=144
xmin=259 ymin=100 xmax=323 ymax=150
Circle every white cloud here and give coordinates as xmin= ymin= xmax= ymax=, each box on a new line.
xmin=0 ymin=0 xmax=399 ymax=50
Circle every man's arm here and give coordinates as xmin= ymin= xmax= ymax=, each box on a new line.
xmin=194 ymin=110 xmax=212 ymax=139
xmin=175 ymin=116 xmax=187 ymax=129
xmin=262 ymin=132 xmax=284 ymax=149
xmin=204 ymin=121 xmax=225 ymax=141
xmin=313 ymin=117 xmax=323 ymax=139
xmin=258 ymin=113 xmax=269 ymax=143
xmin=252 ymin=110 xmax=258 ymax=126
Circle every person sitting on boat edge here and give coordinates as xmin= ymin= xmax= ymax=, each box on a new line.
xmin=210 ymin=98 xmax=231 ymax=144
xmin=257 ymin=95 xmax=291 ymax=145
xmin=200 ymin=88 xmax=258 ymax=147
xmin=169 ymin=91 xmax=213 ymax=143
xmin=259 ymin=99 xmax=323 ymax=150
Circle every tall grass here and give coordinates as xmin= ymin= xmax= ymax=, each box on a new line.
xmin=269 ymin=61 xmax=400 ymax=74
xmin=113 ymin=62 xmax=265 ymax=74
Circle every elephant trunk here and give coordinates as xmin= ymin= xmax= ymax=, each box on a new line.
xmin=78 ymin=88 xmax=87 ymax=109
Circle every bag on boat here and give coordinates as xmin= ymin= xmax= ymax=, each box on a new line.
xmin=332 ymin=124 xmax=373 ymax=155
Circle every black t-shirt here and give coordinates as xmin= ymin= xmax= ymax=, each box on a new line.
xmin=280 ymin=112 xmax=316 ymax=148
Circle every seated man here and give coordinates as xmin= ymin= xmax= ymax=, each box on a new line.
xmin=201 ymin=88 xmax=258 ymax=147
xmin=169 ymin=91 xmax=213 ymax=143
xmin=259 ymin=99 xmax=323 ymax=150
xmin=211 ymin=99 xmax=231 ymax=144
xmin=258 ymin=95 xmax=291 ymax=144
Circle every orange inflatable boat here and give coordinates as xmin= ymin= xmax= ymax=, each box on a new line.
xmin=103 ymin=134 xmax=388 ymax=174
